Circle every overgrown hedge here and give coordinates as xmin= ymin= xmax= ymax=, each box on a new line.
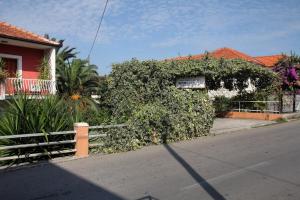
xmin=92 ymin=58 xmax=278 ymax=152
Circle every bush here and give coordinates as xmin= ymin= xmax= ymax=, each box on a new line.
xmin=131 ymin=89 xmax=214 ymax=144
xmin=102 ymin=59 xmax=216 ymax=151
xmin=213 ymin=96 xmax=232 ymax=113
xmin=89 ymin=126 xmax=140 ymax=154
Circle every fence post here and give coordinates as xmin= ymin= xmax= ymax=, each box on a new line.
xmin=74 ymin=122 xmax=89 ymax=158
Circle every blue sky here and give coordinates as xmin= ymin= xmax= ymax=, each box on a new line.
xmin=1 ymin=0 xmax=300 ymax=74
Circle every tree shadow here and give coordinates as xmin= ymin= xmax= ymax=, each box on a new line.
xmin=0 ymin=162 xmax=124 ymax=200
xmin=164 ymin=144 xmax=226 ymax=200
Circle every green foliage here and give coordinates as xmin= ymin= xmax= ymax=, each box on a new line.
xmin=56 ymin=59 xmax=99 ymax=97
xmin=109 ymin=58 xmax=277 ymax=118
xmin=130 ymin=88 xmax=214 ymax=144
xmin=92 ymin=58 xmax=278 ymax=152
xmin=89 ymin=126 xmax=139 ymax=154
xmin=38 ymin=57 xmax=50 ymax=80
xmin=0 ymin=95 xmax=74 ymax=164
xmin=213 ymin=96 xmax=233 ymax=113
xmin=81 ymin=107 xmax=112 ymax=126
xmin=0 ymin=58 xmax=8 ymax=81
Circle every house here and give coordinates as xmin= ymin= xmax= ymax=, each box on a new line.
xmin=0 ymin=21 xmax=61 ymax=99
xmin=168 ymin=47 xmax=284 ymax=98
xmin=168 ymin=47 xmax=283 ymax=68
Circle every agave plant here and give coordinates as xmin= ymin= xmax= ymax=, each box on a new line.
xmin=0 ymin=95 xmax=75 ymax=165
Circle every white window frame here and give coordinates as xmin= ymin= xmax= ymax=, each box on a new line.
xmin=0 ymin=53 xmax=22 ymax=78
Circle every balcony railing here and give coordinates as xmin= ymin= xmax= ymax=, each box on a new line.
xmin=0 ymin=78 xmax=55 ymax=99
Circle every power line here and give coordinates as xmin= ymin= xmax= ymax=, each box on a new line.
xmin=87 ymin=0 xmax=109 ymax=60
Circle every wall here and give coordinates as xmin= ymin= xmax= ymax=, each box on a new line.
xmin=0 ymin=44 xmax=44 ymax=79
xmin=220 ymin=111 xmax=282 ymax=121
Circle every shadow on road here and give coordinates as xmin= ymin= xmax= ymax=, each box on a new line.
xmin=0 ymin=162 xmax=124 ymax=200
xmin=136 ymin=195 xmax=160 ymax=200
xmin=164 ymin=144 xmax=226 ymax=200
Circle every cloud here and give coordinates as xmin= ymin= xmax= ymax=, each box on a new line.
xmin=0 ymin=0 xmax=121 ymax=42
xmin=1 ymin=0 xmax=300 ymax=49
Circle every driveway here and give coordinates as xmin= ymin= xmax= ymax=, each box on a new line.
xmin=1 ymin=120 xmax=300 ymax=200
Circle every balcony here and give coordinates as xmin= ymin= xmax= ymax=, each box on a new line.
xmin=0 ymin=78 xmax=55 ymax=100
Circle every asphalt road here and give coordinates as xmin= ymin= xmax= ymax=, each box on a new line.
xmin=1 ymin=120 xmax=300 ymax=200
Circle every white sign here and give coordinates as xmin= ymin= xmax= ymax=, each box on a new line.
xmin=176 ymin=76 xmax=206 ymax=89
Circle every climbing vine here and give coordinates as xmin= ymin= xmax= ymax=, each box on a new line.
xmin=91 ymin=57 xmax=278 ymax=152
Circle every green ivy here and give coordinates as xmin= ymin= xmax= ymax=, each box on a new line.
xmin=90 ymin=58 xmax=278 ymax=152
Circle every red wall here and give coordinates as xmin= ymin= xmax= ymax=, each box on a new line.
xmin=0 ymin=44 xmax=44 ymax=79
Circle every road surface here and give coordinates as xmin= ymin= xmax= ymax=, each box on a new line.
xmin=1 ymin=120 xmax=300 ymax=200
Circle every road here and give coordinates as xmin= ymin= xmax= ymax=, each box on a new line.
xmin=1 ymin=120 xmax=300 ymax=200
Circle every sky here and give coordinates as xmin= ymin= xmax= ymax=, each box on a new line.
xmin=1 ymin=0 xmax=300 ymax=75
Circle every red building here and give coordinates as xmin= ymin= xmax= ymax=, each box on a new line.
xmin=0 ymin=21 xmax=61 ymax=99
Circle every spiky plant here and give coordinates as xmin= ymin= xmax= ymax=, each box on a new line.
xmin=0 ymin=95 xmax=74 ymax=165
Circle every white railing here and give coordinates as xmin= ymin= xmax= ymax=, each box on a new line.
xmin=231 ymin=101 xmax=280 ymax=113
xmin=5 ymin=78 xmax=55 ymax=96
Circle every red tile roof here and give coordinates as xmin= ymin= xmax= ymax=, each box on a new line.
xmin=168 ymin=47 xmax=282 ymax=67
xmin=0 ymin=22 xmax=60 ymax=46
xmin=254 ymin=55 xmax=284 ymax=68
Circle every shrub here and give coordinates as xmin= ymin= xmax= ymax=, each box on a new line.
xmin=89 ymin=126 xmax=140 ymax=154
xmin=213 ymin=96 xmax=232 ymax=113
xmin=102 ymin=59 xmax=217 ymax=151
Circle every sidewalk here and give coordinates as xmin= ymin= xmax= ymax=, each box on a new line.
xmin=211 ymin=118 xmax=276 ymax=135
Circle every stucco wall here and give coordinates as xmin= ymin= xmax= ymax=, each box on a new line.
xmin=0 ymin=44 xmax=44 ymax=79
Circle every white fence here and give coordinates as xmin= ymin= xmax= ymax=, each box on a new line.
xmin=1 ymin=78 xmax=54 ymax=98
xmin=231 ymin=101 xmax=280 ymax=113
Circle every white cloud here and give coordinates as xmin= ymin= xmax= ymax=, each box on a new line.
xmin=1 ymin=0 xmax=300 ymax=48
xmin=0 ymin=0 xmax=121 ymax=42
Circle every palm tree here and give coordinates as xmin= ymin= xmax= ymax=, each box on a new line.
xmin=56 ymin=46 xmax=77 ymax=66
xmin=56 ymin=58 xmax=99 ymax=98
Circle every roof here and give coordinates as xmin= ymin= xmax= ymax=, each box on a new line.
xmin=168 ymin=47 xmax=282 ymax=67
xmin=0 ymin=21 xmax=60 ymax=47
xmin=254 ymin=55 xmax=284 ymax=67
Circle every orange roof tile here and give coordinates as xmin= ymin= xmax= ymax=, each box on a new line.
xmin=254 ymin=55 xmax=284 ymax=68
xmin=167 ymin=47 xmax=284 ymax=67
xmin=208 ymin=47 xmax=263 ymax=65
xmin=0 ymin=21 xmax=60 ymax=46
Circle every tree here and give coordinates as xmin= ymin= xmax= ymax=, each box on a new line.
xmin=274 ymin=53 xmax=300 ymax=90
xmin=273 ymin=53 xmax=300 ymax=112
xmin=55 ymin=47 xmax=100 ymax=121
xmin=56 ymin=58 xmax=99 ymax=98
xmin=56 ymin=46 xmax=77 ymax=66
